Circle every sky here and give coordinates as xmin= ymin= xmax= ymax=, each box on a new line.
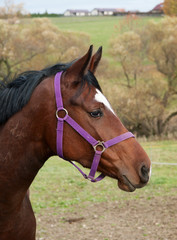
xmin=0 ymin=0 xmax=162 ymax=14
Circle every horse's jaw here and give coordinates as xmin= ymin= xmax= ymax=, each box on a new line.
xmin=117 ymin=177 xmax=136 ymax=192
xmin=117 ymin=174 xmax=149 ymax=192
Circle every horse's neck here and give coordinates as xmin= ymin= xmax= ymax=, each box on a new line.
xmin=0 ymin=77 xmax=55 ymax=209
xmin=0 ymin=115 xmax=51 ymax=209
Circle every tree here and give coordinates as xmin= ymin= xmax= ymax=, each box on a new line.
xmin=144 ymin=18 xmax=177 ymax=89
xmin=0 ymin=18 xmax=89 ymax=84
xmin=103 ymin=71 xmax=170 ymax=137
xmin=164 ymin=0 xmax=177 ymax=16
xmin=109 ymin=17 xmax=177 ymax=137
xmin=110 ymin=31 xmax=143 ymax=88
xmin=0 ymin=0 xmax=25 ymax=18
xmin=143 ymin=17 xmax=177 ymax=135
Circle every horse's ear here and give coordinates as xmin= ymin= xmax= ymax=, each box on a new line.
xmin=89 ymin=46 xmax=102 ymax=74
xmin=65 ymin=45 xmax=93 ymax=80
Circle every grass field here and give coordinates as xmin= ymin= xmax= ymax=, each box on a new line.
xmin=31 ymin=140 xmax=177 ymax=213
xmin=51 ymin=16 xmax=162 ymax=56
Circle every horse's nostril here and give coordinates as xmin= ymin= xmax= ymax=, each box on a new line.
xmin=140 ymin=165 xmax=149 ymax=183
xmin=141 ymin=165 xmax=149 ymax=175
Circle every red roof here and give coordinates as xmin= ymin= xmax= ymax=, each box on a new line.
xmin=153 ymin=3 xmax=164 ymax=11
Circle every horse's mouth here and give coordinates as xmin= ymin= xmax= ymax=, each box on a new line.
xmin=118 ymin=175 xmax=136 ymax=192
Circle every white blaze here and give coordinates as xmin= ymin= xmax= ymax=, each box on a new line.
xmin=95 ymin=89 xmax=116 ymax=115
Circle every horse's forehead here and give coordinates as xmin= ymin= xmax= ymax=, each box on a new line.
xmin=94 ymin=89 xmax=116 ymax=115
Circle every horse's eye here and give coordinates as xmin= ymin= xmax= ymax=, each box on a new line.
xmin=90 ymin=109 xmax=103 ymax=118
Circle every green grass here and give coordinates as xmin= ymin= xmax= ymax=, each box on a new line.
xmin=31 ymin=140 xmax=177 ymax=213
xmin=142 ymin=141 xmax=177 ymax=193
xmin=51 ymin=16 xmax=161 ymax=57
xmin=52 ymin=16 xmax=118 ymax=53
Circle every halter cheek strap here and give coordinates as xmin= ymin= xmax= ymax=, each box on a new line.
xmin=54 ymin=72 xmax=135 ymax=182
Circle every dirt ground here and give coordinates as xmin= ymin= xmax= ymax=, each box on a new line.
xmin=36 ymin=195 xmax=177 ymax=240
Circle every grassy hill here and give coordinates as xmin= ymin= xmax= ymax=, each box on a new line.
xmin=51 ymin=16 xmax=162 ymax=56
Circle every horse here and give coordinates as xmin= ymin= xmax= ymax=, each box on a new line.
xmin=0 ymin=46 xmax=151 ymax=240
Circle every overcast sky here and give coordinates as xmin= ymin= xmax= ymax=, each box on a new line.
xmin=0 ymin=0 xmax=162 ymax=13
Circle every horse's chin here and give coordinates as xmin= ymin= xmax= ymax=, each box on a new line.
xmin=117 ymin=176 xmax=136 ymax=192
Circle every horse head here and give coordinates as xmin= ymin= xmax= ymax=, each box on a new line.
xmin=45 ymin=46 xmax=151 ymax=192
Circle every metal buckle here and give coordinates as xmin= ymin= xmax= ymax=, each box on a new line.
xmin=93 ymin=141 xmax=106 ymax=154
xmin=56 ymin=107 xmax=68 ymax=120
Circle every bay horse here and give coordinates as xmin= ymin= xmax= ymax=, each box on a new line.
xmin=0 ymin=46 xmax=151 ymax=240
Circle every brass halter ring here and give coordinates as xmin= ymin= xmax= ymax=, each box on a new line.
xmin=56 ymin=107 xmax=68 ymax=121
xmin=93 ymin=141 xmax=106 ymax=153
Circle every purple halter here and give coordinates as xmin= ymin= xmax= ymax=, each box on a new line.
xmin=54 ymin=72 xmax=134 ymax=182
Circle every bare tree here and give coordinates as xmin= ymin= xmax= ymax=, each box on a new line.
xmin=0 ymin=17 xmax=89 ymax=84
xmin=109 ymin=17 xmax=177 ymax=137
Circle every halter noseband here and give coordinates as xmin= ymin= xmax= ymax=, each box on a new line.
xmin=54 ymin=72 xmax=134 ymax=182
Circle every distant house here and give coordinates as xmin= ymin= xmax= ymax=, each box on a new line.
xmin=64 ymin=9 xmax=90 ymax=16
xmin=151 ymin=3 xmax=164 ymax=13
xmin=91 ymin=8 xmax=125 ymax=16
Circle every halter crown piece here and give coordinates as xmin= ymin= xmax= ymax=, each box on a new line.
xmin=54 ymin=72 xmax=135 ymax=182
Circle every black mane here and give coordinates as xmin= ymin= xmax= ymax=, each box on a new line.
xmin=0 ymin=62 xmax=101 ymax=125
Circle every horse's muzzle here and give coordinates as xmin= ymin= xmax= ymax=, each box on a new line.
xmin=118 ymin=164 xmax=150 ymax=192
